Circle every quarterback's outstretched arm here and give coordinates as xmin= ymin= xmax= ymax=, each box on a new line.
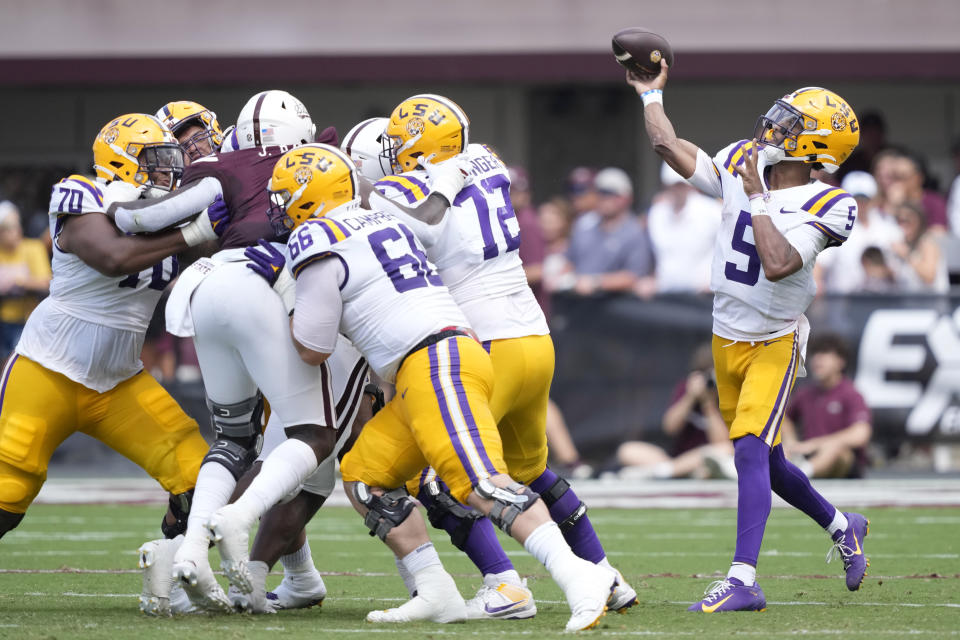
xmin=627 ymin=63 xmax=699 ymax=180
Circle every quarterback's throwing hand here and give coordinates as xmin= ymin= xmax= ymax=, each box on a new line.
xmin=735 ymin=140 xmax=765 ymax=198
xmin=244 ymin=238 xmax=286 ymax=286
xmin=625 ymin=59 xmax=669 ymax=96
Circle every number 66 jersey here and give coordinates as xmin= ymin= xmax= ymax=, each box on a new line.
xmin=689 ymin=140 xmax=857 ymax=342
xmin=285 ymin=203 xmax=469 ymax=383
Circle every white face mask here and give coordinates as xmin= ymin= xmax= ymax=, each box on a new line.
xmin=759 ymin=144 xmax=784 ymax=167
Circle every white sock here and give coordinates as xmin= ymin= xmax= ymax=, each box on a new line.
xmin=184 ymin=462 xmax=237 ymax=547
xmin=281 ymin=540 xmax=315 ymax=574
xmin=484 ymin=569 xmax=522 ymax=589
xmin=400 ymin=542 xmax=442 ymax=576
xmin=395 ymin=554 xmax=418 ymax=597
xmin=523 ymin=522 xmax=578 ymax=580
xmin=826 ymin=510 xmax=849 ymax=537
xmin=727 ymin=562 xmax=756 ymax=586
xmin=233 ymin=439 xmax=318 ymax=520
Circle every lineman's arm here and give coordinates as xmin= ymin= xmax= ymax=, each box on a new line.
xmin=290 ymin=257 xmax=344 ymax=366
xmin=109 ymin=177 xmax=223 ymax=233
xmin=59 ymin=212 xmax=189 ymax=277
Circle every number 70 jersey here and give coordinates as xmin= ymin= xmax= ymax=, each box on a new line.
xmin=704 ymin=141 xmax=857 ymax=340
xmin=285 ymin=205 xmax=469 ymax=383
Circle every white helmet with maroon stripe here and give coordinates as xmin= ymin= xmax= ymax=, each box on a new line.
xmin=341 ymin=117 xmax=390 ymax=180
xmin=235 ymin=90 xmax=316 ymax=150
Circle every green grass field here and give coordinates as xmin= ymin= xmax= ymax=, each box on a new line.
xmin=1 ymin=504 xmax=958 ymax=639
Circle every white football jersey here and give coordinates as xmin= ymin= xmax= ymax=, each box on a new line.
xmin=372 ymin=143 xmax=549 ymax=342
xmin=691 ymin=141 xmax=857 ymax=340
xmin=15 ymin=175 xmax=177 ymax=392
xmin=286 ymin=203 xmax=469 ymax=383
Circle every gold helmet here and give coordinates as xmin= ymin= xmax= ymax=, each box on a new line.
xmin=753 ymin=87 xmax=859 ymax=173
xmin=155 ymin=101 xmax=224 ymax=160
xmin=267 ymin=143 xmax=357 ymax=233
xmin=92 ymin=114 xmax=184 ymax=191
xmin=382 ymin=94 xmax=469 ymax=173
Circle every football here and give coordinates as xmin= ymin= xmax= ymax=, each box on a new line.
xmin=611 ymin=28 xmax=674 ymax=76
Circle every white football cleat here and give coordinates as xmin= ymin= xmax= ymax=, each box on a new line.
xmin=172 ymin=543 xmax=234 ymax=614
xmin=228 ymin=562 xmax=276 ymax=615
xmin=367 ymin=565 xmax=466 ymax=624
xmin=169 ymin=583 xmax=199 ymax=615
xmin=207 ymin=504 xmax=254 ymax=594
xmin=562 ymin=560 xmax=617 ymax=632
xmin=267 ymin=570 xmax=327 ymax=610
xmin=607 ymin=567 xmax=638 ymax=613
xmin=138 ymin=537 xmax=180 ymax=616
xmin=464 ymin=580 xmax=536 ymax=620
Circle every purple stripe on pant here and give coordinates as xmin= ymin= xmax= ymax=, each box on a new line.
xmin=758 ymin=333 xmax=798 ymax=443
xmin=448 ymin=339 xmax=498 ymax=476
xmin=428 ymin=342 xmax=479 ymax=486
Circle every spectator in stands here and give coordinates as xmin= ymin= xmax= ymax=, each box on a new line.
xmin=564 ymin=166 xmax=598 ymax=220
xmin=783 ymin=334 xmax=872 ymax=478
xmin=817 ymin=171 xmax=902 ymax=294
xmin=565 ymin=167 xmax=655 ymax=297
xmin=538 ymin=196 xmax=577 ymax=310
xmin=545 ymin=399 xmax=594 ymax=480
xmin=0 ymin=201 xmax=51 ymax=354
xmin=892 ymin=153 xmax=948 ymax=233
xmin=837 ymin=110 xmax=888 ymax=181
xmin=647 ymin=162 xmax=721 ymax=293
xmin=509 ymin=166 xmax=548 ymax=311
xmin=859 ymin=247 xmax=897 ymax=293
xmin=616 ymin=344 xmax=734 ymax=479
xmin=890 ymin=201 xmax=949 ymax=293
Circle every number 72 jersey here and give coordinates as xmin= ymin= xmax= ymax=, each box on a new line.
xmin=372 ymin=143 xmax=548 ymax=342
xmin=703 ymin=141 xmax=857 ymax=340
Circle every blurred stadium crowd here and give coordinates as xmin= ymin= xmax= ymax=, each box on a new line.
xmin=1 ymin=109 xmax=958 ymax=480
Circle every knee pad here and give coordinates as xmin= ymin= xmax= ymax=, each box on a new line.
xmin=207 ymin=392 xmax=264 ymax=441
xmin=202 ymin=438 xmax=258 ymax=481
xmin=0 ymin=508 xmax=25 ymax=539
xmin=352 ymin=483 xmax=416 ymax=541
xmin=363 ymin=382 xmax=386 ymax=416
xmin=161 ymin=489 xmax=193 ymax=539
xmin=539 ymin=474 xmax=587 ymax=532
xmin=474 ymin=478 xmax=540 ymax=536
xmin=422 ymin=479 xmax=481 ymax=550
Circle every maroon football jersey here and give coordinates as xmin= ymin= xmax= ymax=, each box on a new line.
xmin=180 ymin=127 xmax=338 ymax=249
xmin=180 ymin=147 xmax=285 ymax=249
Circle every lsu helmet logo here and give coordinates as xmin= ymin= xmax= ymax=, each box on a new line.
xmin=294 ymin=166 xmax=313 ymax=184
xmin=650 ymin=49 xmax=663 ymax=64
xmin=104 ymin=128 xmax=119 ymax=144
xmin=406 ymin=117 xmax=425 ymax=137
xmin=832 ymin=113 xmax=847 ymax=132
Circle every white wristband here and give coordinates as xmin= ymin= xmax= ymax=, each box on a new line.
xmin=180 ymin=209 xmax=218 ymax=247
xmin=641 ymin=89 xmax=663 ymax=107
xmin=749 ymin=198 xmax=771 ymax=218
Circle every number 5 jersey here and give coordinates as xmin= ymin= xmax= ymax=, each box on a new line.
xmin=16 ymin=175 xmax=178 ymax=392
xmin=688 ymin=140 xmax=857 ymax=342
